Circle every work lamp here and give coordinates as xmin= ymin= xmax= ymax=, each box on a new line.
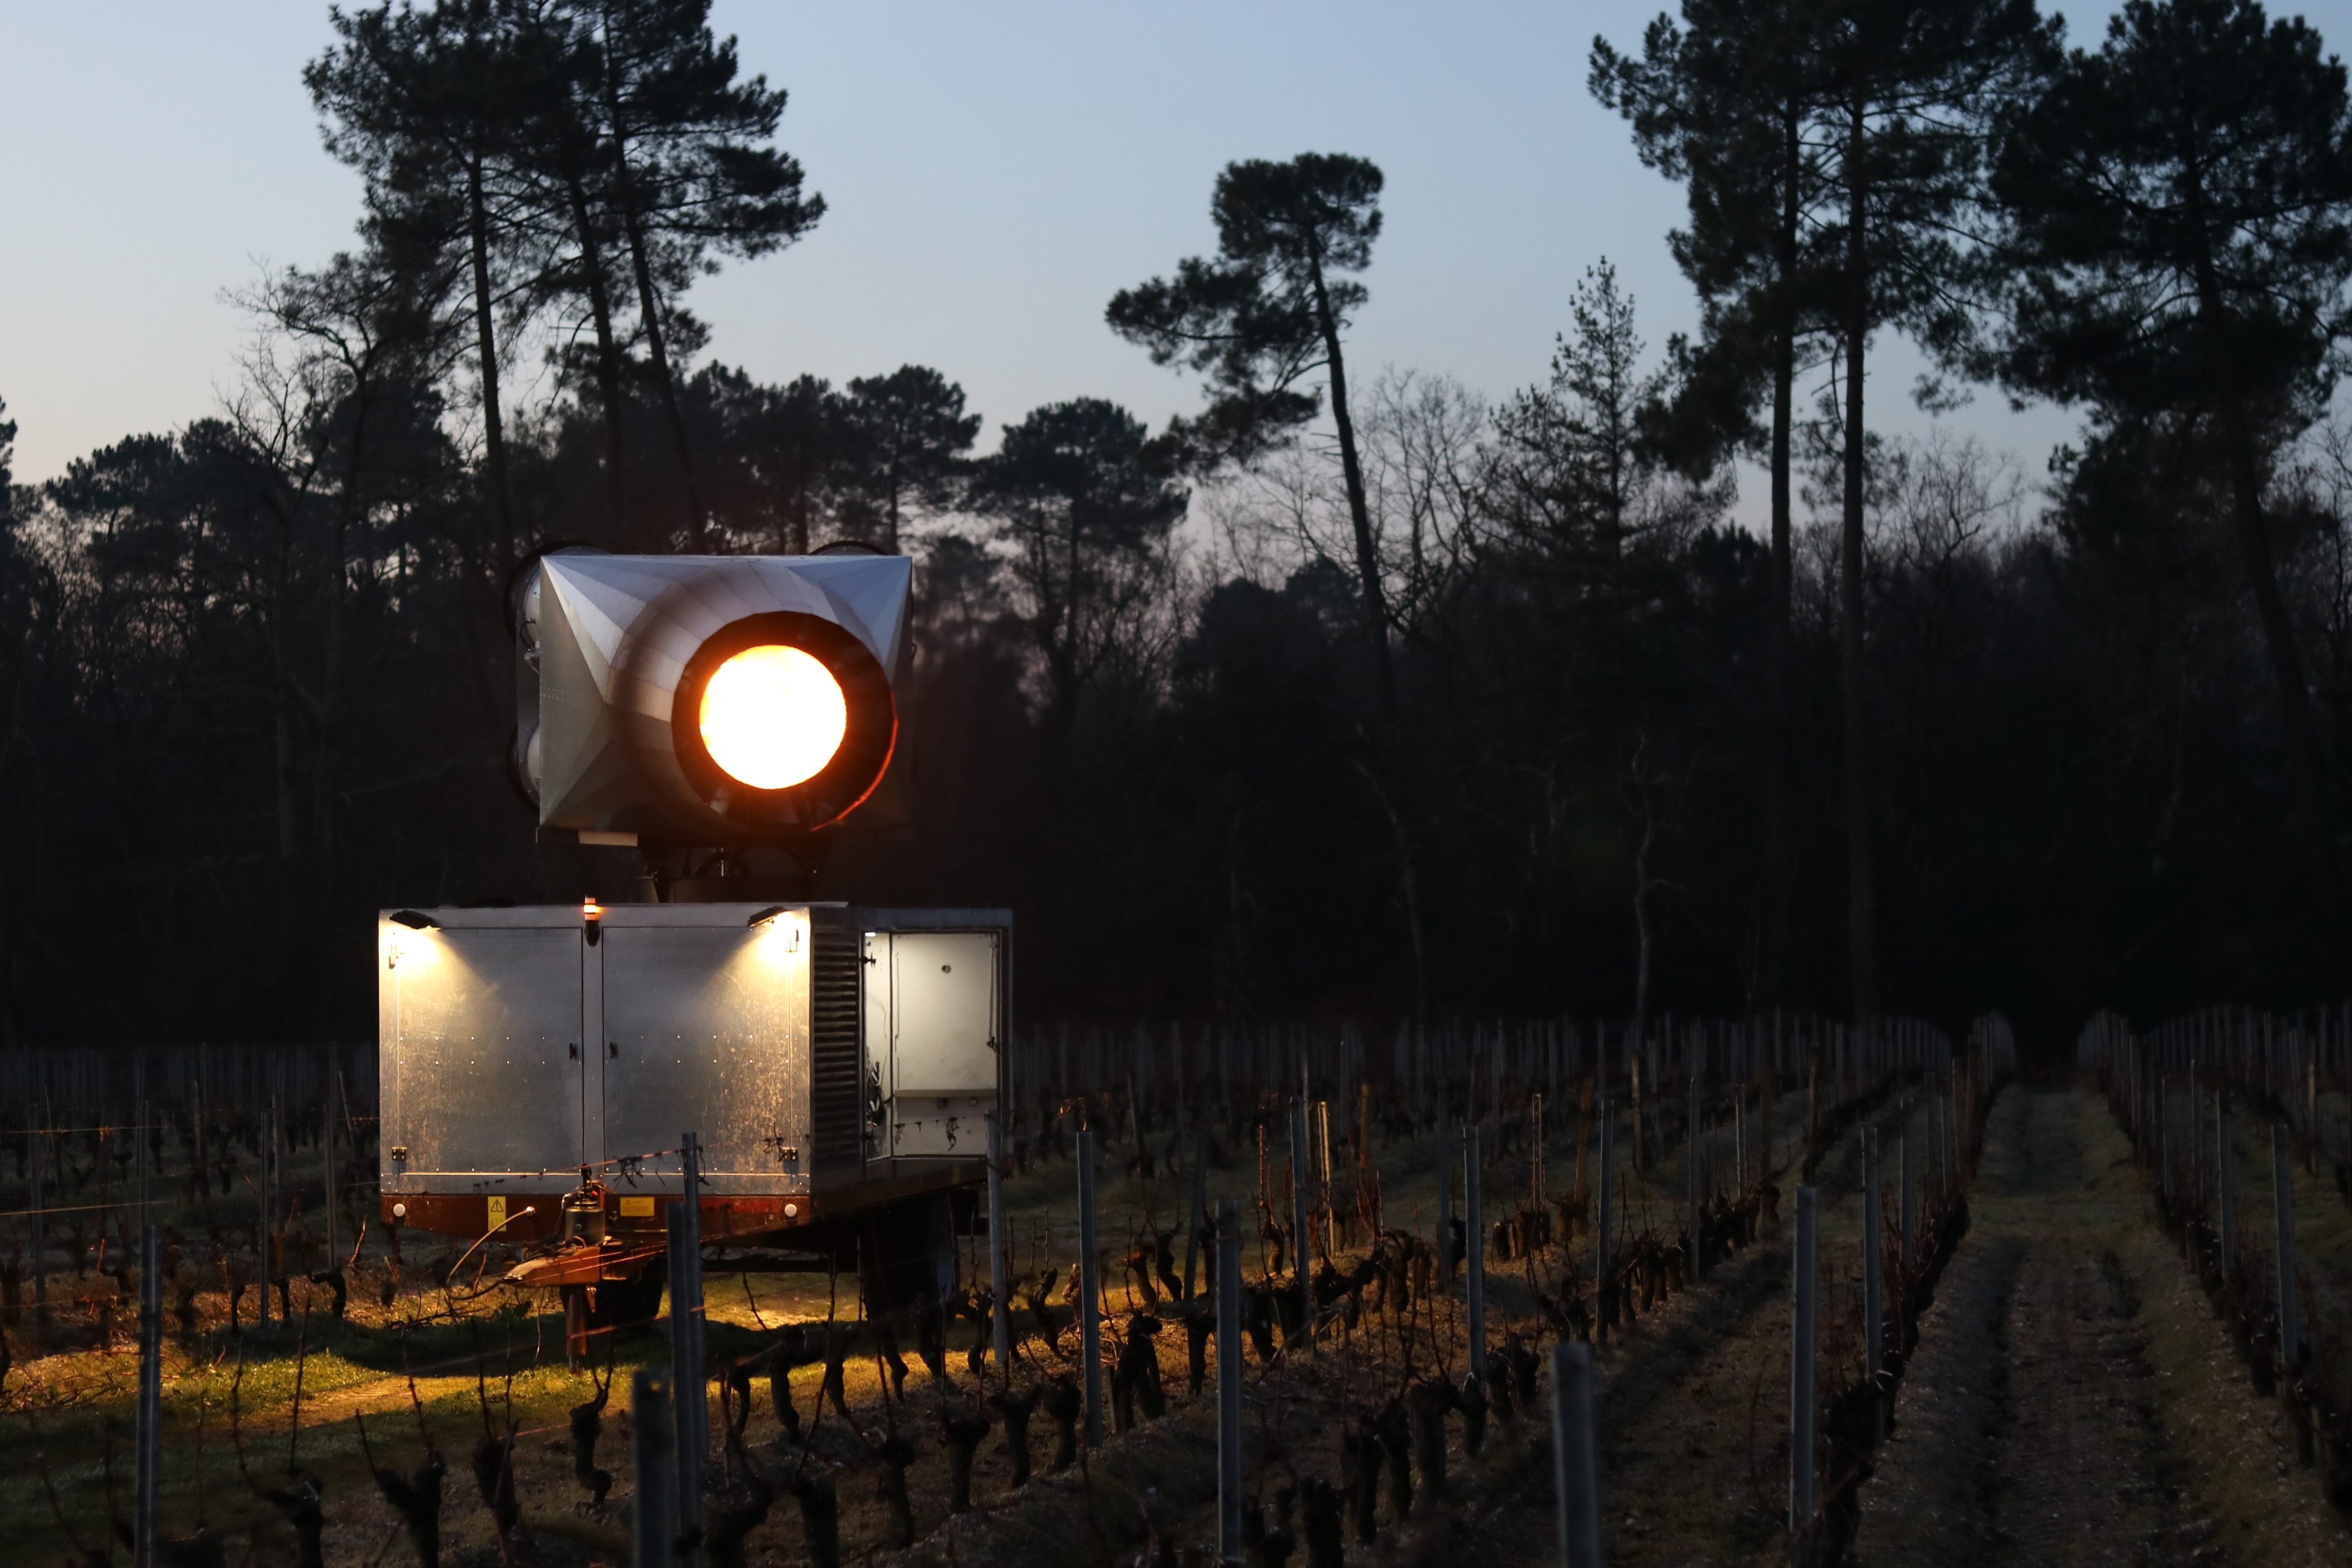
xmin=511 ymin=551 xmax=910 ymax=845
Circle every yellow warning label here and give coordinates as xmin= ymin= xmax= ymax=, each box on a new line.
xmin=486 ymin=1194 xmax=508 ymax=1231
xmin=619 ymin=1195 xmax=656 ymax=1217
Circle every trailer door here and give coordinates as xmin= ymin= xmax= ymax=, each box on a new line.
xmin=381 ymin=922 xmax=584 ymax=1191
xmin=599 ymin=913 xmax=809 ymax=1194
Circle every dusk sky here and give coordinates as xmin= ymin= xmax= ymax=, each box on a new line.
xmin=2 ymin=1 xmax=2096 ymax=505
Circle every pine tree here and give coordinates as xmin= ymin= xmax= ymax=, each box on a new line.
xmin=832 ymin=367 xmax=982 ymax=555
xmin=1106 ymin=153 xmax=1395 ymax=710
xmin=969 ymin=401 xmax=1187 ymax=745
xmin=309 ymin=0 xmax=561 ymax=564
xmin=583 ymin=0 xmax=824 ymax=548
xmin=1592 ymin=0 xmax=1842 ymax=1004
xmin=1989 ymin=0 xmax=2352 ymax=934
xmin=1807 ymin=0 xmax=2053 ymax=1020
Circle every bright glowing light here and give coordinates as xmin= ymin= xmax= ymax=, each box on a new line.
xmin=383 ymin=921 xmax=439 ymax=972
xmin=754 ymin=912 xmax=804 ymax=959
xmin=699 ymin=645 xmax=847 ymax=789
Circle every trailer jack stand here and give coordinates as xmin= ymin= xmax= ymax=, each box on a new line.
xmin=564 ymin=1285 xmax=591 ymax=1371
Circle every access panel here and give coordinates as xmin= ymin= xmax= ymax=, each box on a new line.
xmin=866 ymin=930 xmax=999 ymax=1159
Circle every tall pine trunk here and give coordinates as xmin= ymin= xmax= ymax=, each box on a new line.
xmin=618 ymin=184 xmax=704 ymax=550
xmin=1309 ymin=250 xmax=1395 ymax=716
xmin=605 ymin=70 xmax=705 ymax=552
xmin=1762 ymin=96 xmax=1801 ymax=1008
xmin=2193 ymin=241 xmax=2344 ymax=940
xmin=1356 ymin=762 xmax=1429 ymax=1030
xmin=564 ymin=171 xmax=628 ymax=545
xmin=1312 ymin=241 xmax=1415 ymax=1027
xmin=1839 ymin=93 xmax=1879 ymax=1024
xmin=466 ymin=149 xmax=513 ymax=566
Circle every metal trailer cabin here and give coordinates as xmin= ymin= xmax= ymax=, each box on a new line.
xmin=377 ymin=899 xmax=1009 ymax=1325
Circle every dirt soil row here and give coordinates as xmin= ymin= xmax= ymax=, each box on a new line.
xmin=1851 ymin=1084 xmax=2351 ymax=1568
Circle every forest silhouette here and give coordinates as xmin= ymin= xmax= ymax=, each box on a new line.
xmin=1 ymin=0 xmax=2348 ymax=1046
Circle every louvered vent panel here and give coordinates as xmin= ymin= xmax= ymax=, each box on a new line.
xmin=810 ymin=923 xmax=864 ymax=1175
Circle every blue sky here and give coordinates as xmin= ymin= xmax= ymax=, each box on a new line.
xmin=1 ymin=0 xmax=2095 ymax=504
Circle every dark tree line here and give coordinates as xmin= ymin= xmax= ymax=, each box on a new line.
xmin=0 ymin=0 xmax=2349 ymax=1046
